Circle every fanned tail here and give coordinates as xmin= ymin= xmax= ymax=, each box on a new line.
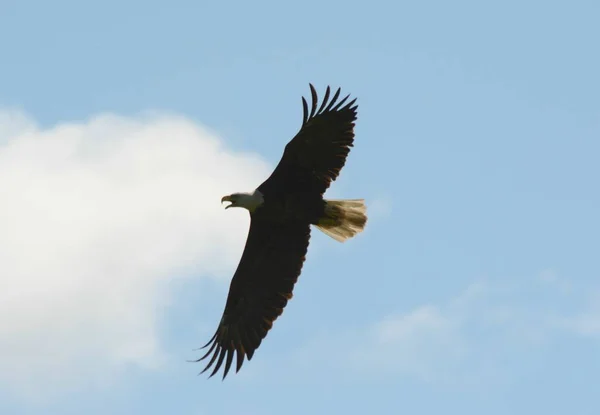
xmin=315 ymin=199 xmax=367 ymax=242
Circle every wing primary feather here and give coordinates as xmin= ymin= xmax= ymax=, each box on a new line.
xmin=344 ymin=98 xmax=358 ymax=111
xmin=308 ymin=83 xmax=318 ymax=119
xmin=235 ymin=344 xmax=245 ymax=373
xmin=200 ymin=343 xmax=221 ymax=375
xmin=222 ymin=347 xmax=235 ymax=380
xmin=209 ymin=347 xmax=228 ymax=379
xmin=324 ymin=87 xmax=342 ymax=112
xmin=195 ymin=337 xmax=219 ymax=362
xmin=198 ymin=331 xmax=217 ymax=350
xmin=240 ymin=330 xmax=254 ymax=359
xmin=331 ymin=93 xmax=351 ymax=111
xmin=301 ymin=97 xmax=309 ymax=125
xmin=248 ymin=328 xmax=263 ymax=352
xmin=316 ymin=86 xmax=331 ymax=114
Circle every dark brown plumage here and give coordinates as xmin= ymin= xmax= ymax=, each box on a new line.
xmin=192 ymin=84 xmax=365 ymax=379
xmin=259 ymin=84 xmax=358 ymax=197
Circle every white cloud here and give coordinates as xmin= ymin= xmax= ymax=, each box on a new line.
xmin=0 ymin=109 xmax=272 ymax=399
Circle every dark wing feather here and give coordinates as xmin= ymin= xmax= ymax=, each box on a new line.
xmin=258 ymin=84 xmax=358 ymax=196
xmin=193 ymin=212 xmax=311 ymax=379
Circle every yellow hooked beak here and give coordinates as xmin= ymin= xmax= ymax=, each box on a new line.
xmin=221 ymin=195 xmax=234 ymax=209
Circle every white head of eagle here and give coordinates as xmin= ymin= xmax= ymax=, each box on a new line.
xmin=221 ymin=190 xmax=264 ymax=213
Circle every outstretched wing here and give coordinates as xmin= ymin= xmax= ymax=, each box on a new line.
xmin=193 ymin=213 xmax=311 ymax=379
xmin=258 ymin=84 xmax=359 ymax=196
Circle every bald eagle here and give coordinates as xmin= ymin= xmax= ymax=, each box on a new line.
xmin=194 ymin=84 xmax=367 ymax=379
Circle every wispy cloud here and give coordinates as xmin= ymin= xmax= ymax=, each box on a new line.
xmin=555 ymin=312 xmax=600 ymax=337
xmin=551 ymin=292 xmax=600 ymax=339
xmin=352 ymin=303 xmax=467 ymax=382
xmin=286 ymin=271 xmax=600 ymax=386
xmin=0 ymin=110 xmax=271 ymax=399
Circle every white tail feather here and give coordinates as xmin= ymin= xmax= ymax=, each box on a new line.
xmin=314 ymin=199 xmax=367 ymax=242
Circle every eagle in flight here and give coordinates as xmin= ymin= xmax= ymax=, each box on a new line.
xmin=193 ymin=84 xmax=367 ymax=379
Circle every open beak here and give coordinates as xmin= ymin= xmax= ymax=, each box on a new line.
xmin=221 ymin=195 xmax=233 ymax=209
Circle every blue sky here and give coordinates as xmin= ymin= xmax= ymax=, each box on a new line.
xmin=1 ymin=0 xmax=599 ymax=414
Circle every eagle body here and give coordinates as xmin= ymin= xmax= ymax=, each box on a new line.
xmin=194 ymin=84 xmax=367 ymax=379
